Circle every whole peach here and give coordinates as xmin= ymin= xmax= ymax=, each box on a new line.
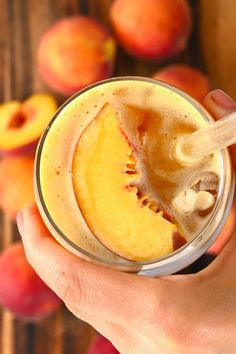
xmin=88 ymin=335 xmax=119 ymax=354
xmin=153 ymin=64 xmax=210 ymax=101
xmin=0 ymin=157 xmax=35 ymax=219
xmin=37 ymin=16 xmax=116 ymax=96
xmin=110 ymin=0 xmax=192 ymax=61
xmin=0 ymin=242 xmax=62 ymax=320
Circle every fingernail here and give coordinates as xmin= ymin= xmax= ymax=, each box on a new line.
xmin=17 ymin=211 xmax=24 ymax=236
xmin=211 ymin=89 xmax=236 ymax=109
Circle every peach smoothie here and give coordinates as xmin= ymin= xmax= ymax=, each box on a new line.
xmin=36 ymin=78 xmax=227 ymax=266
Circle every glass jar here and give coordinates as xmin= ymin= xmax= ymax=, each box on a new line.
xmin=34 ymin=77 xmax=235 ymax=276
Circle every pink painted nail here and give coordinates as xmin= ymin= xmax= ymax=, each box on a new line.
xmin=211 ymin=89 xmax=236 ymax=109
xmin=17 ymin=211 xmax=24 ymax=236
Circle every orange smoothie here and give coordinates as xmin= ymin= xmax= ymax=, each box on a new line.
xmin=36 ymin=78 xmax=223 ymax=264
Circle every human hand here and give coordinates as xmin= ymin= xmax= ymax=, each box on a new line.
xmin=17 ymin=90 xmax=236 ymax=354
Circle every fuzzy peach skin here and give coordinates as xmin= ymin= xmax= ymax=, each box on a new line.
xmin=0 ymin=242 xmax=61 ymax=320
xmin=110 ymin=0 xmax=192 ymax=61
xmin=37 ymin=16 xmax=116 ymax=96
xmin=0 ymin=94 xmax=57 ymax=157
xmin=0 ymin=157 xmax=35 ymax=219
xmin=88 ymin=335 xmax=119 ymax=354
xmin=153 ymin=64 xmax=210 ymax=101
xmin=208 ymin=203 xmax=236 ymax=255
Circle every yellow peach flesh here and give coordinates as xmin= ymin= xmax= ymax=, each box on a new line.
xmin=0 ymin=94 xmax=57 ymax=150
xmin=72 ymin=103 xmax=177 ymax=261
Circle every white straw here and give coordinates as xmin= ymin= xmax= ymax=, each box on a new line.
xmin=174 ymin=111 xmax=236 ymax=164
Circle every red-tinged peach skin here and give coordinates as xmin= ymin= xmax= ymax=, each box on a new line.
xmin=110 ymin=0 xmax=192 ymax=61
xmin=208 ymin=203 xmax=236 ymax=255
xmin=0 ymin=140 xmax=38 ymax=158
xmin=172 ymin=231 xmax=187 ymax=251
xmin=153 ymin=64 xmax=210 ymax=101
xmin=88 ymin=335 xmax=119 ymax=354
xmin=0 ymin=157 xmax=35 ymax=219
xmin=0 ymin=242 xmax=61 ymax=320
xmin=37 ymin=16 xmax=116 ymax=96
xmin=0 ymin=94 xmax=57 ymax=157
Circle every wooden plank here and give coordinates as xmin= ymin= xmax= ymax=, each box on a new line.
xmin=199 ymin=0 xmax=236 ymax=99
xmin=62 ymin=310 xmax=94 ymax=354
xmin=34 ymin=312 xmax=64 ymax=354
xmin=1 ymin=217 xmax=14 ymax=354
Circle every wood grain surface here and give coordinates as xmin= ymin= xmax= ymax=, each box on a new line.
xmin=199 ymin=0 xmax=236 ymax=99
xmin=0 ymin=0 xmax=236 ymax=353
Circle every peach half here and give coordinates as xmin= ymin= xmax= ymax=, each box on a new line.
xmin=72 ymin=103 xmax=181 ymax=261
xmin=0 ymin=94 xmax=57 ymax=157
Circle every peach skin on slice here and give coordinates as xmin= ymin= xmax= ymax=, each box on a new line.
xmin=0 ymin=94 xmax=57 ymax=157
xmin=72 ymin=103 xmax=178 ymax=261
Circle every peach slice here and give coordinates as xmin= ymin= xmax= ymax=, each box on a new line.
xmin=72 ymin=104 xmax=178 ymax=261
xmin=0 ymin=94 xmax=57 ymax=157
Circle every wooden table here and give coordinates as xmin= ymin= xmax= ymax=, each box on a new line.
xmin=0 ymin=1 xmax=236 ymax=353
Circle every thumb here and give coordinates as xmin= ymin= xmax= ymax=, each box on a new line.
xmin=203 ymin=89 xmax=236 ymax=120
